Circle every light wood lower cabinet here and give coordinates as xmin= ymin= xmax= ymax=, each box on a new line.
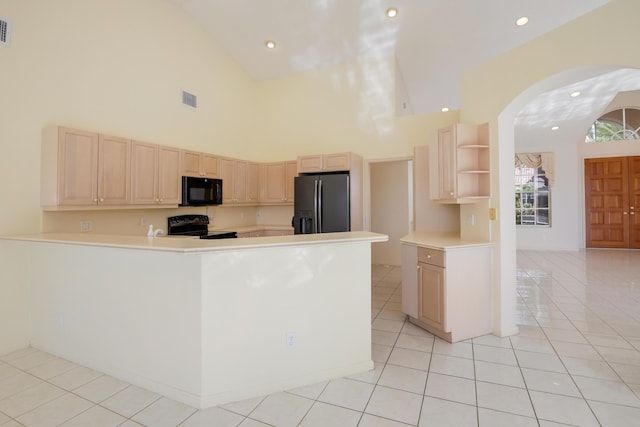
xmin=418 ymin=259 xmax=445 ymax=331
xmin=401 ymin=243 xmax=492 ymax=342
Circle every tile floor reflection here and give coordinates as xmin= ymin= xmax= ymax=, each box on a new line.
xmin=1 ymin=249 xmax=640 ymax=426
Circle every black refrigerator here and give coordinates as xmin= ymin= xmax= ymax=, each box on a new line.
xmin=293 ymin=172 xmax=350 ymax=234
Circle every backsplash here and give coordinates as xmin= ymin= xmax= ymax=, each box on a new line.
xmin=43 ymin=205 xmax=294 ymax=236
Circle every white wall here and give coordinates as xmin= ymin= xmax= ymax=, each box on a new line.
xmin=515 ymin=91 xmax=640 ymax=250
xmin=514 ymin=143 xmax=581 ymax=250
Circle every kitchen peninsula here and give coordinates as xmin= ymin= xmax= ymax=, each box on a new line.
xmin=0 ymin=231 xmax=387 ymax=408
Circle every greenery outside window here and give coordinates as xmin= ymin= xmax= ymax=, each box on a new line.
xmin=515 ymin=165 xmax=550 ymax=226
xmin=586 ymin=107 xmax=640 ymax=142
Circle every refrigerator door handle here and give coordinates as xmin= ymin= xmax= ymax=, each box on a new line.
xmin=318 ymin=179 xmax=323 ymax=233
xmin=314 ymin=179 xmax=319 ymax=233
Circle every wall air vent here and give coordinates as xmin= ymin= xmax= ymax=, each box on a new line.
xmin=0 ymin=18 xmax=10 ymax=46
xmin=182 ymin=90 xmax=197 ymax=109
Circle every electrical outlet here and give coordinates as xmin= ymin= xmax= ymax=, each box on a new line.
xmin=489 ymin=208 xmax=497 ymax=221
xmin=140 ymin=216 xmax=147 ymax=226
xmin=286 ymin=332 xmax=297 ymax=350
xmin=80 ymin=220 xmax=92 ymax=232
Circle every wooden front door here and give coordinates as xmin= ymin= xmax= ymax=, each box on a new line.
xmin=585 ymin=156 xmax=640 ymax=249
xmin=629 ymin=156 xmax=640 ymax=248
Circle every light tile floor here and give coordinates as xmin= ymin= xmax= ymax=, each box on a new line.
xmin=1 ymin=249 xmax=640 ymax=426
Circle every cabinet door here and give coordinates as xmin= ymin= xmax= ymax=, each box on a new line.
xmin=246 ymin=162 xmax=259 ymax=203
xmin=98 ymin=134 xmax=130 ymax=205
xmin=298 ymin=155 xmax=323 ymax=173
xmin=219 ymin=158 xmax=235 ymax=204
xmin=201 ymin=153 xmax=219 ymax=177
xmin=418 ymin=262 xmax=446 ymax=330
xmin=158 ymin=145 xmax=181 ymax=205
xmin=181 ymin=150 xmax=202 ymax=177
xmin=285 ymin=161 xmax=297 ymax=202
xmin=233 ymin=160 xmax=248 ymax=202
xmin=130 ymin=141 xmax=158 ymax=205
xmin=438 ymin=126 xmax=456 ymax=200
xmin=262 ymin=162 xmax=286 ymax=203
xmin=401 ymin=245 xmax=419 ymax=318
xmin=57 ymin=127 xmax=99 ymax=205
xmin=323 ymin=153 xmax=351 ymax=171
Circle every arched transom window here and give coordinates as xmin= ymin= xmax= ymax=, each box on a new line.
xmin=586 ymin=107 xmax=640 ymax=142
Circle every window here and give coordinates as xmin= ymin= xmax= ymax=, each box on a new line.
xmin=515 ymin=165 xmax=550 ymax=226
xmin=586 ymin=107 xmax=640 ymax=142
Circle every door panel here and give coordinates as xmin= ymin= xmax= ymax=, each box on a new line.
xmin=585 ymin=157 xmax=631 ymax=248
xmin=630 ymin=156 xmax=640 ymax=248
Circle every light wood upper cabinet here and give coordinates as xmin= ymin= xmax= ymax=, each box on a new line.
xmin=158 ymin=146 xmax=181 ymax=205
xmin=46 ymin=127 xmax=100 ymax=206
xmin=219 ymin=157 xmax=235 ymax=204
xmin=131 ymin=141 xmax=180 ymax=205
xmin=181 ymin=150 xmax=219 ymax=178
xmin=130 ymin=141 xmax=158 ymax=205
xmin=260 ymin=161 xmax=297 ymax=204
xmin=220 ymin=158 xmax=259 ymax=204
xmin=285 ymin=161 xmax=297 ymax=202
xmin=233 ymin=160 xmax=248 ymax=202
xmin=41 ymin=127 xmax=131 ymax=207
xmin=430 ymin=123 xmax=490 ymax=203
xmin=246 ymin=162 xmax=259 ymax=203
xmin=297 ymin=152 xmax=352 ymax=173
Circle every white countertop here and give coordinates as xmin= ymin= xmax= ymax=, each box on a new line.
xmin=400 ymin=231 xmax=493 ymax=250
xmin=1 ymin=231 xmax=387 ymax=254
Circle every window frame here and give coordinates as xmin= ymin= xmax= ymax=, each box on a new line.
xmin=515 ymin=165 xmax=551 ymax=227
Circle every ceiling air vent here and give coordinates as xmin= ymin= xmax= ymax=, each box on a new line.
xmin=0 ymin=18 xmax=10 ymax=46
xmin=182 ymin=90 xmax=197 ymax=109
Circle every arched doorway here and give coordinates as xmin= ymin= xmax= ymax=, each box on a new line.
xmin=493 ymin=66 xmax=640 ymax=336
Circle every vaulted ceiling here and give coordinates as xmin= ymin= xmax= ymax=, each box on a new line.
xmin=170 ymin=0 xmax=640 ymax=146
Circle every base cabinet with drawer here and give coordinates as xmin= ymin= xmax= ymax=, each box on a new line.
xmin=401 ymin=242 xmax=493 ymax=342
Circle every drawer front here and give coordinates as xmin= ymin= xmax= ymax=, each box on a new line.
xmin=418 ymin=247 xmax=445 ymax=267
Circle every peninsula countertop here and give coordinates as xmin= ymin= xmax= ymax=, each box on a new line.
xmin=0 ymin=231 xmax=388 ymax=254
xmin=400 ymin=231 xmax=493 ymax=250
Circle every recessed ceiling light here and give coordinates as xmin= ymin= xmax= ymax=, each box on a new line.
xmin=265 ymin=40 xmax=276 ymax=49
xmin=515 ymin=16 xmax=529 ymax=26
xmin=441 ymin=107 xmax=449 ymax=112
xmin=386 ymin=8 xmax=398 ymax=18
xmin=551 ymin=126 xmax=559 ymax=131
xmin=570 ymin=91 xmax=581 ymax=97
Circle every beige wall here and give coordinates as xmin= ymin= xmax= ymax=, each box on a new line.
xmin=370 ymin=160 xmax=410 ymax=266
xmin=0 ymin=0 xmax=259 ymax=236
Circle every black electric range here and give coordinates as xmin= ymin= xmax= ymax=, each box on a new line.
xmin=167 ymin=215 xmax=237 ymax=239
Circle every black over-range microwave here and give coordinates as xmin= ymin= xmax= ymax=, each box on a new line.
xmin=180 ymin=176 xmax=223 ymax=206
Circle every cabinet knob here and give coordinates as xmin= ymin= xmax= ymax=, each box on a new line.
xmin=624 ymin=212 xmax=628 ymax=215
xmin=93 ymin=198 xmax=98 ymax=203
xmin=416 ymin=265 xmax=420 ymax=270
xmin=155 ymin=198 xmax=160 ymax=202
xmin=631 ymin=212 xmax=636 ymax=215
xmin=159 ymin=198 xmax=163 ymax=202
xmin=449 ymin=192 xmax=454 ymax=196
xmin=99 ymin=198 xmax=104 ymax=203
xmin=427 ymin=254 xmax=432 ymax=259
